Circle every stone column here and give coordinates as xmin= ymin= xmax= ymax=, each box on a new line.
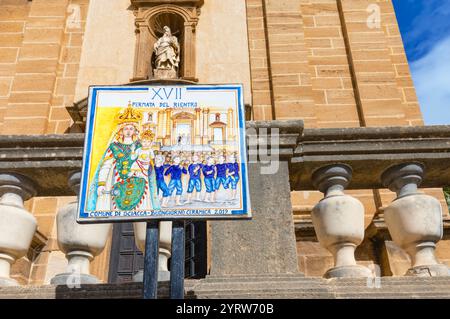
xmin=183 ymin=23 xmax=196 ymax=81
xmin=51 ymin=172 xmax=112 ymax=285
xmin=381 ymin=163 xmax=449 ymax=277
xmin=133 ymin=221 xmax=172 ymax=282
xmin=165 ymin=108 xmax=172 ymax=145
xmin=203 ymin=108 xmax=210 ymax=144
xmin=227 ymin=108 xmax=234 ymax=141
xmin=311 ymin=164 xmax=371 ymax=278
xmin=199 ymin=108 xmax=204 ymax=145
xmin=157 ymin=111 xmax=164 ymax=139
xmin=132 ymin=21 xmax=154 ymax=81
xmin=195 ymin=108 xmax=201 ymax=145
xmin=0 ymin=173 xmax=37 ymax=286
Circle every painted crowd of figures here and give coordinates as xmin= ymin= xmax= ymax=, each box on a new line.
xmin=155 ymin=152 xmax=240 ymax=207
xmin=87 ymin=121 xmax=241 ymax=212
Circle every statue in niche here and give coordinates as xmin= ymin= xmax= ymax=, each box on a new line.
xmin=153 ymin=26 xmax=180 ymax=79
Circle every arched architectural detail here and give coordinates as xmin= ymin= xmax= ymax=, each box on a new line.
xmin=172 ymin=111 xmax=196 ymax=120
xmin=140 ymin=5 xmax=198 ymax=38
xmin=131 ymin=1 xmax=203 ymax=82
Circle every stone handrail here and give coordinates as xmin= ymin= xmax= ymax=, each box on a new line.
xmin=0 ymin=134 xmax=84 ymax=196
xmin=291 ymin=125 xmax=450 ymax=191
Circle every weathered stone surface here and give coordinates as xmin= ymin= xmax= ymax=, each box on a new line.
xmin=153 ymin=68 xmax=177 ymax=80
xmin=291 ymin=125 xmax=450 ymax=190
xmin=0 ymin=134 xmax=83 ymax=196
xmin=0 ymin=174 xmax=37 ymax=286
xmin=210 ymin=161 xmax=299 ymax=275
xmin=50 ymin=273 xmax=100 ymax=286
xmin=130 ymin=0 xmax=204 ymax=8
xmin=2 ymin=276 xmax=450 ymax=299
xmin=311 ymin=164 xmax=371 ymax=278
xmin=381 ymin=163 xmax=449 ymax=277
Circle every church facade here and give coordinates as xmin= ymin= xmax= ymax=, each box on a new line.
xmin=0 ymin=0 xmax=449 ymax=292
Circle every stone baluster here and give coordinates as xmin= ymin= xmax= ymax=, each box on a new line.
xmin=311 ymin=164 xmax=371 ymax=278
xmin=51 ymin=171 xmax=112 ymax=285
xmin=381 ymin=163 xmax=449 ymax=277
xmin=133 ymin=221 xmax=172 ymax=282
xmin=0 ymin=173 xmax=37 ymax=286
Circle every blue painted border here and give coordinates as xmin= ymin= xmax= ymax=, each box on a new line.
xmin=78 ymin=85 xmax=250 ymax=222
xmin=78 ymin=87 xmax=149 ymax=219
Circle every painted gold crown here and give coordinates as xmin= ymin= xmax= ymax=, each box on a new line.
xmin=140 ymin=129 xmax=155 ymax=141
xmin=116 ymin=102 xmax=143 ymax=124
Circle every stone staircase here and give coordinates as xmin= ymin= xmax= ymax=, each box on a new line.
xmin=189 ymin=275 xmax=450 ymax=299
xmin=1 ymin=275 xmax=450 ymax=299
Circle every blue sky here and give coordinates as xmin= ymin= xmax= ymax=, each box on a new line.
xmin=392 ymin=0 xmax=450 ymax=125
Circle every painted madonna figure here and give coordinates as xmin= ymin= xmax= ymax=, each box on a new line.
xmin=87 ymin=105 xmax=160 ymax=212
xmin=87 ymin=105 xmax=172 ymax=280
xmin=153 ymin=26 xmax=180 ymax=79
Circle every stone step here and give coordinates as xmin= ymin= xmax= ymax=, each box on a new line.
xmin=329 ymin=277 xmax=450 ymax=284
xmin=198 ymin=283 xmax=450 ymax=294
xmin=192 ymin=278 xmax=450 ymax=298
xmin=202 ymin=275 xmax=309 ymax=282
xmin=193 ymin=287 xmax=331 ymax=295
xmin=193 ymin=286 xmax=450 ymax=295
xmin=195 ymin=293 xmax=450 ymax=299
xmin=193 ymin=288 xmax=450 ymax=297
xmin=197 ymin=282 xmax=326 ymax=289
xmin=196 ymin=278 xmax=450 ymax=288
xmin=196 ymin=293 xmax=334 ymax=300
xmin=1 ymin=276 xmax=450 ymax=299
xmin=201 ymin=276 xmax=450 ymax=285
xmin=193 ymin=290 xmax=450 ymax=299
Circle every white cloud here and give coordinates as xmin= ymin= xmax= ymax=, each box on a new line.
xmin=410 ymin=36 xmax=450 ymax=125
xmin=402 ymin=0 xmax=450 ymax=60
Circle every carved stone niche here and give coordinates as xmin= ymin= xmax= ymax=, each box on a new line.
xmin=130 ymin=0 xmax=204 ymax=82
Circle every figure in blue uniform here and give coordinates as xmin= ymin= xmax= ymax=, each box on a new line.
xmin=215 ymin=155 xmax=229 ymax=192
xmin=226 ymin=154 xmax=240 ymax=200
xmin=202 ymin=156 xmax=216 ymax=202
xmin=165 ymin=155 xmax=187 ymax=206
xmin=154 ymin=155 xmax=170 ymax=206
xmin=186 ymin=154 xmax=203 ymax=203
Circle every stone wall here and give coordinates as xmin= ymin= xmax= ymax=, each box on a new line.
xmin=0 ymin=0 xmax=88 ymax=135
xmin=73 ymin=0 xmax=135 ymax=101
xmin=246 ymin=0 xmax=422 ymax=127
xmin=196 ymin=0 xmax=252 ymax=105
xmin=0 ymin=0 xmax=91 ymax=285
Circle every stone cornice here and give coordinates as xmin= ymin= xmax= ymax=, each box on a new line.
xmin=0 ymin=134 xmax=84 ymax=196
xmin=291 ymin=125 xmax=450 ymax=191
xmin=130 ymin=0 xmax=204 ymax=8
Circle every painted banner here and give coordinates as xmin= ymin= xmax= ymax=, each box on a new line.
xmin=78 ymin=84 xmax=251 ymax=223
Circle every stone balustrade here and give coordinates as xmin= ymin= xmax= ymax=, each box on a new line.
xmin=0 ymin=173 xmax=37 ymax=286
xmin=51 ymin=171 xmax=112 ymax=285
xmin=292 ymin=125 xmax=450 ymax=278
xmin=0 ymin=122 xmax=449 ymax=286
xmin=381 ymin=163 xmax=449 ymax=277
xmin=311 ymin=164 xmax=372 ymax=278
